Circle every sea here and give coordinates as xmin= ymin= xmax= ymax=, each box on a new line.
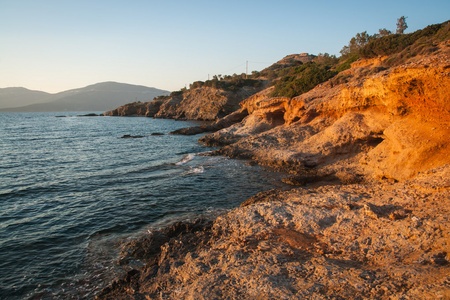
xmin=0 ymin=112 xmax=287 ymax=299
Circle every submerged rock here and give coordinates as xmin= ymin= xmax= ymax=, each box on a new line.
xmin=120 ymin=135 xmax=144 ymax=139
xmin=77 ymin=113 xmax=100 ymax=117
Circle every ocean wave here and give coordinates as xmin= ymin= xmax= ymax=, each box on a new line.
xmin=185 ymin=166 xmax=204 ymax=175
xmin=123 ymin=163 xmax=173 ymax=175
xmin=175 ymin=153 xmax=196 ymax=165
xmin=175 ymin=150 xmax=218 ymax=166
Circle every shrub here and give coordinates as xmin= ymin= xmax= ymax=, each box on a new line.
xmin=190 ymin=81 xmax=205 ymax=89
xmin=336 ymin=54 xmax=359 ymax=72
xmin=359 ymin=23 xmax=445 ymax=59
xmin=270 ymin=63 xmax=337 ymax=98
xmin=153 ymin=95 xmax=170 ymax=101
xmin=170 ymin=90 xmax=184 ymax=97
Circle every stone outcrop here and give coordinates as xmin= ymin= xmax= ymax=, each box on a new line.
xmin=200 ymin=40 xmax=450 ymax=182
xmin=102 ymin=99 xmax=165 ymax=117
xmin=267 ymin=53 xmax=316 ymax=68
xmin=103 ymin=85 xmax=265 ymax=121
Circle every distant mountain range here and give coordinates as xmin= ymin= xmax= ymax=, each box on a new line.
xmin=0 ymin=82 xmax=170 ymax=112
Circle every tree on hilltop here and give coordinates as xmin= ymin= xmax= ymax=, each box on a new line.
xmin=377 ymin=28 xmax=392 ymax=37
xmin=340 ymin=31 xmax=374 ymax=57
xmin=396 ymin=16 xmax=408 ymax=34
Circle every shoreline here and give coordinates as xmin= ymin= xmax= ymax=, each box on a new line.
xmin=96 ymin=164 xmax=450 ymax=299
xmin=95 ymin=33 xmax=450 ymax=298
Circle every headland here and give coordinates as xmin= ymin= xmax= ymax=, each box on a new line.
xmin=98 ymin=22 xmax=450 ymax=299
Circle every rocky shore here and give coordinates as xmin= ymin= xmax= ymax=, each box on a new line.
xmin=97 ymin=165 xmax=449 ymax=299
xmin=96 ymin=27 xmax=450 ymax=299
xmin=103 ymin=84 xmax=266 ymax=121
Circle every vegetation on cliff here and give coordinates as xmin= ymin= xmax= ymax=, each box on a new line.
xmin=268 ymin=19 xmax=449 ymax=98
xmin=341 ymin=19 xmax=449 ymax=65
xmin=199 ymin=19 xmax=450 ymax=181
xmin=106 ymin=19 xmax=449 ymax=122
xmin=269 ymin=61 xmax=338 ymax=98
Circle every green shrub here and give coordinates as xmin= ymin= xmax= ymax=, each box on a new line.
xmin=201 ymin=77 xmax=262 ymax=91
xmin=153 ymin=95 xmax=170 ymax=101
xmin=336 ymin=54 xmax=359 ymax=72
xmin=170 ymin=90 xmax=184 ymax=97
xmin=270 ymin=63 xmax=337 ymax=98
xmin=190 ymin=81 xmax=205 ymax=89
xmin=359 ymin=23 xmax=445 ymax=58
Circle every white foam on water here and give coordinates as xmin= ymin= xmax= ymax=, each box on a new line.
xmin=186 ymin=166 xmax=204 ymax=175
xmin=175 ymin=153 xmax=196 ymax=165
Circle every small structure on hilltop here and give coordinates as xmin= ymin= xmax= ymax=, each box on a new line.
xmin=275 ymin=53 xmax=316 ymax=66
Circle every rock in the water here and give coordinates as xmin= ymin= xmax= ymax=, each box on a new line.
xmin=120 ymin=134 xmax=144 ymax=139
xmin=77 ymin=113 xmax=99 ymax=117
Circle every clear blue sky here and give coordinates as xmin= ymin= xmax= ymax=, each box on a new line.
xmin=1 ymin=0 xmax=448 ymax=93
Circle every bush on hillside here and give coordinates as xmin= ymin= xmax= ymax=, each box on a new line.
xmin=359 ymin=23 xmax=447 ymax=59
xmin=270 ymin=63 xmax=338 ymax=98
xmin=335 ymin=54 xmax=359 ymax=72
xmin=192 ymin=77 xmax=262 ymax=91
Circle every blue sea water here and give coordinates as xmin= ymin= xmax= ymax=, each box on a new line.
xmin=0 ymin=112 xmax=286 ymax=299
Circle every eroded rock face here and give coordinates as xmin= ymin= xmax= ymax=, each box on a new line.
xmin=104 ymin=85 xmax=265 ymax=121
xmin=201 ymin=40 xmax=450 ymax=181
xmin=103 ymin=99 xmax=165 ymax=117
xmin=97 ymin=165 xmax=450 ymax=299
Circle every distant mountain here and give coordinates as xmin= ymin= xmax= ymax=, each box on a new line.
xmin=0 ymin=82 xmax=170 ymax=112
xmin=0 ymin=87 xmax=53 ymax=109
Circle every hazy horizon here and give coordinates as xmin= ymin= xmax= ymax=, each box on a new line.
xmin=1 ymin=0 xmax=449 ymax=93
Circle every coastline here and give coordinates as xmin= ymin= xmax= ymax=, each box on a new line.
xmin=95 ymin=29 xmax=450 ymax=298
xmin=96 ymin=164 xmax=449 ymax=299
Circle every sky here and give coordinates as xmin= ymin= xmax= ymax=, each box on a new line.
xmin=1 ymin=0 xmax=449 ymax=93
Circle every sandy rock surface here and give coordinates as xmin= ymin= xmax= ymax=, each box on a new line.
xmin=97 ymin=165 xmax=449 ymax=299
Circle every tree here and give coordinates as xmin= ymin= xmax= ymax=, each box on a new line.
xmin=396 ymin=16 xmax=408 ymax=34
xmin=377 ymin=28 xmax=392 ymax=37
xmin=340 ymin=31 xmax=374 ymax=57
xmin=316 ymin=53 xmax=338 ymax=65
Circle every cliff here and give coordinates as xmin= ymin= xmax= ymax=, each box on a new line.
xmin=103 ymin=52 xmax=317 ymax=120
xmin=97 ymin=23 xmax=450 ymax=299
xmin=200 ymin=39 xmax=450 ymax=182
xmin=103 ymin=82 xmax=266 ymax=120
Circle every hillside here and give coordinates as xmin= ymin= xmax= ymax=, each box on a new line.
xmin=0 ymin=82 xmax=169 ymax=112
xmin=104 ymin=77 xmax=268 ymax=120
xmin=198 ymin=22 xmax=450 ymax=182
xmin=0 ymin=87 xmax=52 ymax=109
xmin=97 ymin=21 xmax=450 ymax=299
xmin=103 ymin=54 xmax=317 ymax=120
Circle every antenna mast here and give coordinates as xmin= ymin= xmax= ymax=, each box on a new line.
xmin=246 ymin=61 xmax=248 ymax=78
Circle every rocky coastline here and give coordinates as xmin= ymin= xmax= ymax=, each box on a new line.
xmin=97 ymin=166 xmax=449 ymax=299
xmin=96 ymin=29 xmax=449 ymax=299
